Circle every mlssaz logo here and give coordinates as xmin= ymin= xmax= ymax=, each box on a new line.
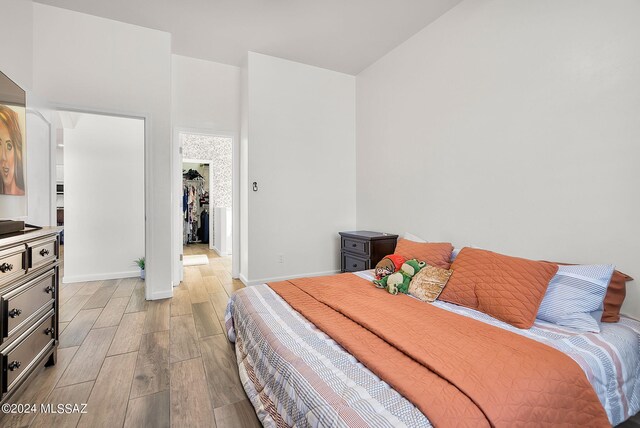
xmin=40 ymin=403 xmax=88 ymax=414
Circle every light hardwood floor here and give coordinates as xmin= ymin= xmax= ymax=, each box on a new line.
xmin=0 ymin=244 xmax=259 ymax=428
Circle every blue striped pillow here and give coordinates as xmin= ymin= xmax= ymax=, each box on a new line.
xmin=537 ymin=264 xmax=614 ymax=332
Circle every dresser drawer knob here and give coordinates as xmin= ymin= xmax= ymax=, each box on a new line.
xmin=39 ymin=248 xmax=50 ymax=257
xmin=8 ymin=361 xmax=21 ymax=371
xmin=352 ymin=264 xmax=358 ymax=268
xmin=45 ymin=285 xmax=54 ymax=294
xmin=44 ymin=327 xmax=55 ymax=336
xmin=8 ymin=308 xmax=22 ymax=318
xmin=351 ymin=243 xmax=357 ymax=247
xmin=0 ymin=262 xmax=14 ymax=273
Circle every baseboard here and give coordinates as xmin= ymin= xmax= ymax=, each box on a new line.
xmin=238 ymin=273 xmax=250 ymax=286
xmin=212 ymin=245 xmax=231 ymax=257
xmin=149 ymin=290 xmax=173 ymax=300
xmin=63 ymin=270 xmax=140 ymax=284
xmin=241 ymin=270 xmax=341 ymax=287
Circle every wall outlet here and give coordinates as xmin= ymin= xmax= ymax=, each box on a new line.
xmin=277 ymin=254 xmax=284 ymax=264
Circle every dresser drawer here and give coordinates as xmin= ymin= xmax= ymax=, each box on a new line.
xmin=28 ymin=237 xmax=57 ymax=270
xmin=2 ymin=310 xmax=55 ymax=393
xmin=341 ymin=238 xmax=370 ymax=256
xmin=342 ymin=254 xmax=369 ymax=272
xmin=0 ymin=245 xmax=27 ymax=287
xmin=1 ymin=269 xmax=56 ymax=341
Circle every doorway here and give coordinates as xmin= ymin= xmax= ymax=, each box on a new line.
xmin=56 ymin=110 xmax=145 ymax=283
xmin=178 ymin=132 xmax=233 ymax=282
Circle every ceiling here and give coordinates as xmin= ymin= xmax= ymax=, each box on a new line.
xmin=33 ymin=0 xmax=463 ymax=75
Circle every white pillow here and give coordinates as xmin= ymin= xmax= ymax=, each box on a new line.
xmin=404 ymin=232 xmax=427 ymax=243
xmin=537 ymin=264 xmax=614 ymax=333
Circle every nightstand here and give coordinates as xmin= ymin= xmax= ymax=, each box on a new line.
xmin=339 ymin=231 xmax=399 ymax=273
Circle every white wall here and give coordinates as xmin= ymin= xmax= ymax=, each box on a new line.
xmin=171 ymin=54 xmax=241 ymax=282
xmin=33 ymin=4 xmax=173 ymax=299
xmin=0 ymin=0 xmax=51 ymax=225
xmin=63 ymin=113 xmax=145 ymax=282
xmin=240 ymin=62 xmax=249 ymax=280
xmin=0 ymin=0 xmax=33 ymax=91
xmin=0 ymin=1 xmax=55 ymax=227
xmin=356 ymin=0 xmax=640 ymax=317
xmin=25 ymin=107 xmax=53 ymax=227
xmin=171 ymin=55 xmax=240 ymax=132
xmin=242 ymin=52 xmax=356 ymax=284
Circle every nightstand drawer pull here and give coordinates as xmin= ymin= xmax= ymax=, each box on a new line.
xmin=352 ymin=263 xmax=358 ymax=268
xmin=45 ymin=285 xmax=54 ymax=294
xmin=44 ymin=327 xmax=55 ymax=336
xmin=8 ymin=308 xmax=22 ymax=318
xmin=0 ymin=262 xmax=14 ymax=273
xmin=39 ymin=248 xmax=50 ymax=257
xmin=8 ymin=360 xmax=21 ymax=371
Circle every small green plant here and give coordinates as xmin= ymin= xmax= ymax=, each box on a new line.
xmin=134 ymin=257 xmax=145 ymax=270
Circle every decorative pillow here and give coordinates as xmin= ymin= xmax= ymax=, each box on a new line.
xmin=394 ymin=239 xmax=453 ymax=269
xmin=408 ymin=265 xmax=453 ymax=303
xmin=374 ymin=254 xmax=406 ymax=280
xmin=602 ymin=270 xmax=633 ymax=322
xmin=438 ymin=247 xmax=479 ymax=309
xmin=537 ymin=264 xmax=614 ymax=332
xmin=440 ymin=248 xmax=558 ymax=329
xmin=404 ymin=232 xmax=427 ymax=243
xmin=541 ymin=260 xmax=633 ymax=323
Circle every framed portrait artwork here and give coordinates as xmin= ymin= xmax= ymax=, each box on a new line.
xmin=0 ymin=70 xmax=27 ymax=219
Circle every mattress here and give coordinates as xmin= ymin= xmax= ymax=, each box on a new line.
xmin=225 ymin=271 xmax=640 ymax=427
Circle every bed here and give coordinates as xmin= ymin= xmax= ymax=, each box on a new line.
xmin=226 ymin=269 xmax=640 ymax=427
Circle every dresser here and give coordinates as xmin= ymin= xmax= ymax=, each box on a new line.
xmin=339 ymin=231 xmax=398 ymax=273
xmin=0 ymin=227 xmax=60 ymax=403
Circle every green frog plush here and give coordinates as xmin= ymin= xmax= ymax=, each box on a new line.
xmin=373 ymin=259 xmax=426 ymax=295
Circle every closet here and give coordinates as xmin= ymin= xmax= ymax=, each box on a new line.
xmin=183 ymin=166 xmax=210 ymax=244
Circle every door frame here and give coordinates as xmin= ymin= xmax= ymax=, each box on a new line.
xmin=172 ymin=127 xmax=239 ymax=286
xmin=50 ymin=104 xmax=149 ymax=292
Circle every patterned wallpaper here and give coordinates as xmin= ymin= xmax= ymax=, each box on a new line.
xmin=181 ymin=134 xmax=232 ymax=208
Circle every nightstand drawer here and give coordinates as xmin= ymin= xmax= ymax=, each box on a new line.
xmin=2 ymin=310 xmax=56 ymax=394
xmin=342 ymin=254 xmax=369 ymax=272
xmin=0 ymin=246 xmax=27 ymax=287
xmin=341 ymin=238 xmax=369 ymax=256
xmin=2 ymin=269 xmax=56 ymax=342
xmin=28 ymin=237 xmax=57 ymax=270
